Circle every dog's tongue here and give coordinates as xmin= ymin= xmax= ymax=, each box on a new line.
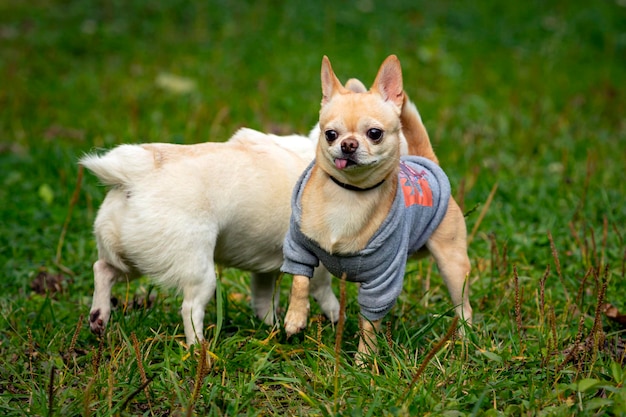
xmin=334 ymin=158 xmax=348 ymax=170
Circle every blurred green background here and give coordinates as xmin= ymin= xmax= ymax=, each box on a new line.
xmin=1 ymin=0 xmax=625 ymax=415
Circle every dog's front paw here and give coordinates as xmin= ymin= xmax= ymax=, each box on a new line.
xmin=89 ymin=308 xmax=109 ymax=336
xmin=284 ymin=306 xmax=309 ymax=337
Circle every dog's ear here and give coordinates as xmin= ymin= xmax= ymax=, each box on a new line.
xmin=321 ymin=56 xmax=345 ymax=105
xmin=344 ymin=78 xmax=367 ymax=93
xmin=371 ymin=55 xmax=404 ymax=108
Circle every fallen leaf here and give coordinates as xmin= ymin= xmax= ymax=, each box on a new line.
xmin=603 ymin=303 xmax=626 ymax=327
xmin=155 ymin=73 xmax=196 ymax=94
xmin=38 ymin=183 xmax=54 ymax=205
xmin=30 ymin=271 xmax=65 ymax=295
xmin=44 ymin=125 xmax=85 ymax=141
xmin=228 ymin=292 xmax=248 ymax=303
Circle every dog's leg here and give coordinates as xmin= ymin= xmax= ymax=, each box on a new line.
xmin=89 ymin=259 xmax=121 ymax=335
xmin=356 ymin=317 xmax=382 ymax=366
xmin=250 ymin=271 xmax=280 ymax=326
xmin=181 ymin=271 xmax=217 ymax=345
xmin=284 ymin=274 xmax=310 ymax=336
xmin=310 ymin=267 xmax=340 ymax=323
xmin=427 ymin=199 xmax=473 ymax=326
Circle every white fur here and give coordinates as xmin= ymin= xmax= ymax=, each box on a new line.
xmin=82 ymin=127 xmax=338 ymax=345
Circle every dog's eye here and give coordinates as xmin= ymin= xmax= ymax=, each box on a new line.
xmin=367 ymin=128 xmax=383 ymax=142
xmin=325 ymin=130 xmax=338 ymax=142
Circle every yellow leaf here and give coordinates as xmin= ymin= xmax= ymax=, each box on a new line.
xmin=38 ymin=183 xmax=54 ymax=205
xmin=156 ymin=73 xmax=196 ymax=94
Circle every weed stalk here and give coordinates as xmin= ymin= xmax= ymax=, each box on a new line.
xmin=468 ymin=182 xmax=498 ymax=244
xmin=539 ymin=265 xmax=550 ymax=323
xmin=555 ymin=264 xmax=609 ymax=377
xmin=83 ymin=374 xmax=95 ymax=417
xmin=119 ymin=376 xmax=155 ymax=412
xmin=64 ymin=314 xmax=83 ymax=365
xmin=27 ymin=328 xmax=36 ymax=407
xmin=501 ymin=240 xmax=509 ymax=276
xmin=623 ymin=249 xmax=626 ymax=280
xmin=542 ymin=305 xmax=557 ymax=368
xmin=316 ymin=315 xmax=323 ymax=350
xmin=92 ymin=337 xmax=104 ymax=373
xmin=569 ymin=221 xmax=585 ymax=263
xmin=609 ymin=222 xmax=624 ymax=278
xmin=187 ymin=340 xmax=210 ymax=417
xmin=55 ymin=165 xmax=83 ymax=275
xmin=513 ymin=265 xmax=522 ymax=337
xmin=556 ymin=314 xmax=586 ymax=374
xmin=47 ymin=365 xmax=55 ymax=417
xmin=548 ymin=231 xmax=570 ymax=303
xmin=601 ymin=216 xmax=608 ymax=267
xmin=571 ymin=151 xmax=593 ymax=222
xmin=589 ymin=226 xmax=598 ymax=268
xmin=575 ymin=268 xmax=593 ymax=311
xmin=107 ymin=362 xmax=115 ymax=411
xmin=586 ymin=265 xmax=609 ymax=363
xmin=130 ymin=333 xmax=150 ymax=402
xmin=489 ymin=234 xmax=500 ymax=281
xmin=400 ymin=317 xmax=458 ymax=404
xmin=333 ymin=273 xmax=347 ymax=411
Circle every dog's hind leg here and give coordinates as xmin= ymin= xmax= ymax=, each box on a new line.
xmin=356 ymin=317 xmax=382 ymax=367
xmin=426 ymin=199 xmax=473 ymax=326
xmin=89 ymin=259 xmax=122 ymax=335
xmin=180 ymin=266 xmax=217 ymax=345
xmin=250 ymin=271 xmax=280 ymax=325
xmin=310 ymin=266 xmax=340 ymax=323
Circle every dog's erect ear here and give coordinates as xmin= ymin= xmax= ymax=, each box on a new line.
xmin=371 ymin=55 xmax=404 ymax=108
xmin=321 ymin=56 xmax=345 ymax=105
xmin=344 ymin=78 xmax=367 ymax=93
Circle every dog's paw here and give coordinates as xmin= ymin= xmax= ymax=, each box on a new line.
xmin=354 ymin=352 xmax=369 ymax=368
xmin=89 ymin=308 xmax=109 ymax=336
xmin=284 ymin=308 xmax=308 ymax=337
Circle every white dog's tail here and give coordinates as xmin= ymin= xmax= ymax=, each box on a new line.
xmin=80 ymin=144 xmax=155 ymax=187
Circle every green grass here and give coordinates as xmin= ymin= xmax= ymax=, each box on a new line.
xmin=1 ymin=0 xmax=626 ymax=415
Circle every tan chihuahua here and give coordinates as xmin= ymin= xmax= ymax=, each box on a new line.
xmin=281 ymin=55 xmax=472 ymax=363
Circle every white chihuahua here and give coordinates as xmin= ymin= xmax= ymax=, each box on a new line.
xmin=81 ymin=128 xmax=340 ymax=345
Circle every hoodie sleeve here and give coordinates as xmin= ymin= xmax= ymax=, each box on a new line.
xmin=281 ymin=216 xmax=319 ymax=278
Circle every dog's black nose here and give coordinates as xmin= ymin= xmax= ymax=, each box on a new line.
xmin=341 ymin=138 xmax=359 ymax=154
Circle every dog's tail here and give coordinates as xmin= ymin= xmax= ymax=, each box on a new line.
xmin=401 ymin=93 xmax=439 ymax=164
xmin=80 ymin=144 xmax=155 ymax=187
xmin=345 ymin=78 xmax=367 ymax=93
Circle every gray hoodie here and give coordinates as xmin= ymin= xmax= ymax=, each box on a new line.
xmin=281 ymin=156 xmax=451 ymax=321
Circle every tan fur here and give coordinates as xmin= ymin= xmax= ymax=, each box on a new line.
xmin=356 ymin=318 xmax=382 ymax=366
xmin=401 ymin=93 xmax=439 ymax=164
xmin=284 ymin=56 xmax=473 ymax=363
xmin=300 ymin=56 xmax=405 ymax=253
xmin=300 ymin=164 xmax=397 ymax=254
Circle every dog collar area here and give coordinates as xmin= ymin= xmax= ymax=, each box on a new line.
xmin=329 ymin=175 xmax=385 ymax=192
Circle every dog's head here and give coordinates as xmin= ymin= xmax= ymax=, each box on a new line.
xmin=316 ymin=55 xmax=405 ymax=189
